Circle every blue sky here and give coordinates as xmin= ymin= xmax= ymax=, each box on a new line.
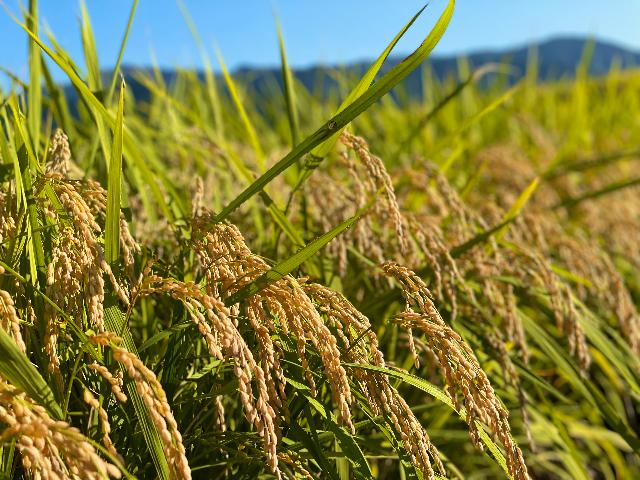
xmin=1 ymin=1 xmax=639 ymax=83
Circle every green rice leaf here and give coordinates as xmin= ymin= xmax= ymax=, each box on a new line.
xmin=104 ymin=80 xmax=125 ymax=264
xmin=276 ymin=17 xmax=300 ymax=148
xmin=214 ymin=0 xmax=455 ymax=222
xmin=26 ymin=0 xmax=41 ymax=150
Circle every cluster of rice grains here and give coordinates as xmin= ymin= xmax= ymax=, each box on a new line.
xmin=39 ymin=130 xmax=137 ymax=375
xmin=381 ymin=263 xmax=528 ymax=479
xmin=187 ymin=205 xmax=532 ymax=479
xmin=0 ymin=101 xmax=637 ymax=479
xmin=0 ymin=381 xmax=121 ymax=479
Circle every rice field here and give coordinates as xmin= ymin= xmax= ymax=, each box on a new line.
xmin=1 ymin=1 xmax=639 ymax=478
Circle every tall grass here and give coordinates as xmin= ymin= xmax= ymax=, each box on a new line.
xmin=1 ymin=1 xmax=640 ymax=478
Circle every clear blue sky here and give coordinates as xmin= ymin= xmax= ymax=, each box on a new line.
xmin=1 ymin=0 xmax=639 ymax=83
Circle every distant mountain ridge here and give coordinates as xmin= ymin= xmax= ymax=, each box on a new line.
xmin=76 ymin=37 xmax=640 ymax=104
xmin=233 ymin=37 xmax=640 ymax=99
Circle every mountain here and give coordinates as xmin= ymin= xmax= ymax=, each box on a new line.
xmin=71 ymin=37 xmax=640 ymax=105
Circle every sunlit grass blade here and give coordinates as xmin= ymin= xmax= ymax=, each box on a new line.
xmin=542 ymin=148 xmax=640 ymax=179
xmin=26 ymin=0 xmax=41 ymax=149
xmin=310 ymin=4 xmax=427 ymax=160
xmin=105 ymin=0 xmax=138 ymax=103
xmin=216 ymin=50 xmax=265 ymax=170
xmin=431 ymin=83 xmax=519 ymax=154
xmin=9 ymin=99 xmax=45 ymax=286
xmin=103 ymin=307 xmax=171 ymax=480
xmin=395 ymin=64 xmax=507 ymax=157
xmin=554 ymin=176 xmax=640 ymax=209
xmin=520 ymin=312 xmax=640 ymax=451
xmin=177 ymin=0 xmax=224 ymax=136
xmin=215 ymin=0 xmax=455 ymax=222
xmin=288 ymin=379 xmax=373 ymax=479
xmin=80 ymin=0 xmax=112 ymax=172
xmin=494 ymin=176 xmax=540 ymax=242
xmin=40 ymin=57 xmax=74 ymax=139
xmin=105 ymin=80 xmax=125 ymax=264
xmin=286 ymin=3 xmax=429 ymax=201
xmin=276 ymin=16 xmax=300 ymax=148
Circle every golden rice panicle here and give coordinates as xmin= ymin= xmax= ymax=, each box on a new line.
xmin=609 ymin=272 xmax=640 ymax=355
xmin=383 ymin=262 xmax=529 ymax=480
xmin=113 ymin=347 xmax=191 ymax=480
xmin=340 ymin=132 xmax=408 ymax=253
xmin=82 ymin=389 xmax=121 ymax=461
xmin=0 ymin=380 xmax=121 ymax=479
xmin=529 ymin=253 xmax=591 ymax=372
xmin=72 ymin=177 xmax=141 ymax=278
xmin=302 ymin=282 xmax=445 ymax=479
xmin=406 ymin=215 xmax=465 ymax=320
xmin=42 ymin=177 xmax=130 ymax=334
xmin=45 ymin=227 xmax=83 ymax=374
xmin=87 ymin=362 xmax=128 ymax=403
xmin=213 ymin=395 xmax=226 ymax=432
xmin=0 ymin=192 xmax=17 ymax=245
xmin=304 ymin=167 xmax=378 ymax=275
xmin=0 ymin=289 xmax=26 ymax=352
xmin=381 ymin=262 xmax=444 ymax=325
xmin=46 ymin=128 xmax=71 ymax=176
xmin=193 ymin=220 xmax=354 ymax=434
xmin=136 ymin=271 xmax=282 ymax=477
xmin=514 ymin=212 xmax=639 ymax=357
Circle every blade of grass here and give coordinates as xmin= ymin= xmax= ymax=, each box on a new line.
xmin=214 ymin=0 xmax=455 ymax=222
xmin=395 ymin=64 xmax=508 ymax=158
xmin=103 ymin=307 xmax=171 ymax=480
xmin=287 ymin=378 xmax=372 ymax=479
xmin=177 ymin=0 xmax=224 ymax=136
xmin=553 ymin=176 xmax=640 ymax=210
xmin=493 ymin=176 xmax=540 ymax=242
xmin=26 ymin=0 xmax=41 ymax=150
xmin=105 ymin=0 xmax=139 ymax=103
xmin=104 ymin=80 xmax=125 ymax=264
xmin=79 ymin=0 xmax=112 ymax=172
xmin=216 ymin=50 xmax=265 ymax=170
xmin=276 ymin=16 xmax=300 ymax=148
xmin=520 ymin=312 xmax=640 ymax=451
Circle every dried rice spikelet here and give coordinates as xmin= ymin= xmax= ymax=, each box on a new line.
xmin=0 ymin=191 xmax=17 ymax=245
xmin=0 ymin=289 xmax=26 ymax=352
xmin=39 ymin=172 xmax=133 ymax=374
xmin=302 ymin=282 xmax=446 ymax=479
xmin=82 ymin=389 xmax=121 ymax=462
xmin=382 ymin=262 xmax=529 ymax=480
xmin=193 ymin=219 xmax=354 ymax=434
xmin=0 ymin=380 xmax=121 ymax=479
xmin=113 ymin=346 xmax=191 ymax=480
xmin=513 ymin=212 xmax=640 ymax=356
xmin=340 ymin=132 xmax=408 ymax=253
xmin=46 ymin=128 xmax=71 ymax=176
xmin=135 ymin=268 xmax=282 ymax=477
xmin=87 ymin=362 xmax=128 ymax=404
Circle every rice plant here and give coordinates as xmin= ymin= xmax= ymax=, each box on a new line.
xmin=1 ymin=0 xmax=639 ymax=478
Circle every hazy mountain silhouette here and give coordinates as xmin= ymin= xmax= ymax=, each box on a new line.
xmin=70 ymin=37 xmax=640 ymax=105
